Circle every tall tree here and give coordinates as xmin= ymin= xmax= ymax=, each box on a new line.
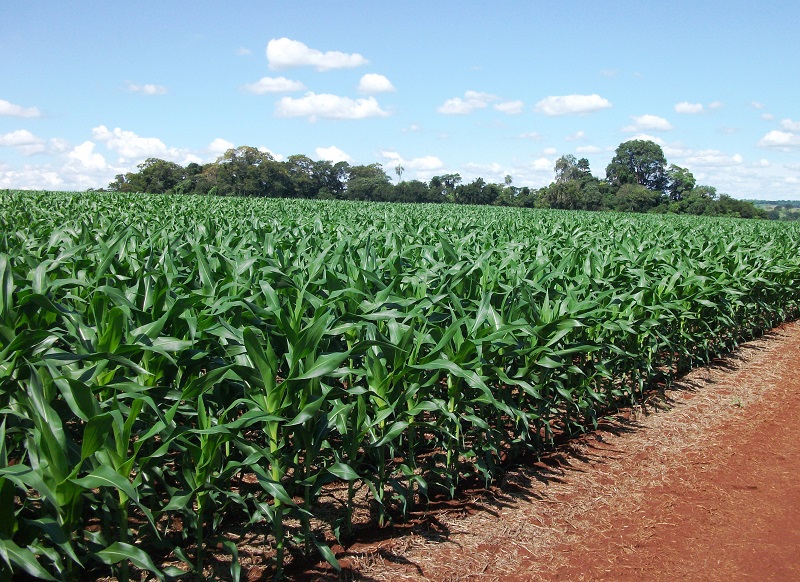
xmin=605 ymin=140 xmax=668 ymax=192
xmin=665 ymin=164 xmax=696 ymax=201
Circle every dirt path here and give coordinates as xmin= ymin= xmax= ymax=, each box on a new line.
xmin=308 ymin=320 xmax=800 ymax=581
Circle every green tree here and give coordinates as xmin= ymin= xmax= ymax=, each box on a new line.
xmin=345 ymin=163 xmax=392 ymax=201
xmin=554 ymin=154 xmax=591 ymax=184
xmin=606 ymin=140 xmax=668 ymax=191
xmin=108 ymin=158 xmax=185 ymax=193
xmin=215 ymin=146 xmax=275 ymax=196
xmin=612 ymin=182 xmax=664 ymax=213
xmin=665 ymin=164 xmax=696 ymax=201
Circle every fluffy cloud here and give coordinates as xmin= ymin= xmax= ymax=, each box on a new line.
xmin=534 ymin=94 xmax=612 ymax=116
xmin=236 ymin=47 xmax=252 ymax=56
xmin=576 ymin=145 xmax=603 ymax=154
xmin=0 ymin=129 xmax=42 ymax=147
xmin=316 ymin=145 xmax=353 ymax=164
xmin=91 ymin=125 xmax=198 ymax=164
xmin=565 ymin=130 xmax=585 ymax=141
xmin=758 ymin=130 xmax=800 ymax=150
xmin=92 ymin=125 xmax=172 ymax=160
xmin=208 ymin=138 xmax=235 ymax=155
xmin=267 ymin=38 xmax=368 ymax=71
xmin=0 ymin=99 xmax=41 ymax=118
xmin=674 ymin=102 xmax=704 ymax=114
xmin=674 ymin=101 xmax=724 ymax=114
xmin=241 ymin=76 xmax=306 ymax=94
xmin=437 ymin=91 xmax=498 ymax=115
xmin=623 ymin=114 xmax=673 ymax=132
xmin=276 ymin=92 xmax=389 ymax=121
xmin=380 ymin=150 xmax=444 ymax=172
xmin=358 ymin=74 xmax=396 ymax=94
xmin=67 ymin=141 xmax=108 ymax=171
xmin=494 ymin=100 xmax=524 ymax=115
xmin=126 ymin=82 xmax=167 ymax=95
xmin=781 ymin=118 xmax=800 ymax=132
xmin=542 ymin=147 xmax=558 ymax=156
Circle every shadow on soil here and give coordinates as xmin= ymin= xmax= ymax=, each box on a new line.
xmin=281 ymin=326 xmax=789 ymax=580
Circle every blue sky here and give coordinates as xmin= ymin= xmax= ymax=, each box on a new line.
xmin=2 ymin=0 xmax=799 ymax=198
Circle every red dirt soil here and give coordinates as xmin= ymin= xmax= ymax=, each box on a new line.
xmin=295 ymin=321 xmax=800 ymax=581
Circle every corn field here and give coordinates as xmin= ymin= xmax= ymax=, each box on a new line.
xmin=2 ymin=190 xmax=799 ymax=580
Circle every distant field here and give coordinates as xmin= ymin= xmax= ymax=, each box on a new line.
xmin=2 ymin=190 xmax=799 ymax=579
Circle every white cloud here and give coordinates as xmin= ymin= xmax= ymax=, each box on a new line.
xmin=518 ymin=131 xmax=544 ymax=140
xmin=494 ymin=100 xmax=524 ymax=115
xmin=751 ymin=101 xmax=765 ymax=109
xmin=92 ymin=125 xmax=173 ymax=160
xmin=67 ymin=141 xmax=108 ymax=171
xmin=266 ymin=38 xmax=368 ymax=71
xmin=241 ymin=76 xmax=306 ymax=94
xmin=531 ymin=158 xmax=553 ymax=171
xmin=762 ymin=113 xmax=775 ymax=121
xmin=759 ymin=159 xmax=770 ymax=167
xmin=758 ymin=130 xmax=800 ymax=150
xmin=708 ymin=101 xmax=724 ymax=110
xmin=358 ymin=73 xmax=396 ymax=94
xmin=380 ymin=150 xmax=444 ymax=172
xmin=126 ymin=82 xmax=167 ymax=95
xmin=628 ymin=133 xmax=665 ymax=144
xmin=674 ymin=102 xmax=704 ymax=114
xmin=576 ymin=145 xmax=603 ymax=154
xmin=565 ymin=130 xmax=585 ymax=141
xmin=91 ymin=125 xmax=197 ymax=165
xmin=780 ymin=118 xmax=800 ymax=132
xmin=236 ymin=47 xmax=252 ymax=56
xmin=0 ymin=129 xmax=43 ymax=147
xmin=0 ymin=99 xmax=41 ymax=118
xmin=543 ymin=147 xmax=558 ymax=156
xmin=437 ymin=91 xmax=498 ymax=115
xmin=534 ymin=94 xmax=612 ymax=116
xmin=276 ymin=92 xmax=389 ymax=121
xmin=623 ymin=114 xmax=673 ymax=132
xmin=208 ymin=138 xmax=235 ymax=155
xmin=316 ymin=145 xmax=353 ymax=164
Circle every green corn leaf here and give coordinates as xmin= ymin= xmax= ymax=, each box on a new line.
xmin=95 ymin=541 xmax=164 ymax=581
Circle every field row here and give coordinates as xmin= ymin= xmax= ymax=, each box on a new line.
xmin=1 ymin=191 xmax=799 ymax=579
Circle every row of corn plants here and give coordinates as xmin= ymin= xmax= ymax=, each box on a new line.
xmin=1 ymin=190 xmax=799 ymax=579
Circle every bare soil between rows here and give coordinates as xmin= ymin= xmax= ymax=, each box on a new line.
xmin=290 ymin=320 xmax=800 ymax=581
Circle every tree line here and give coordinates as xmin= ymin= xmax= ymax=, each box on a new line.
xmin=105 ymin=139 xmax=767 ymax=219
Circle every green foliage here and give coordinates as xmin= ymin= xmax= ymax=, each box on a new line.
xmin=5 ymin=191 xmax=796 ymax=578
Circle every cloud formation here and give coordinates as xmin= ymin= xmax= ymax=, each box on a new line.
xmin=380 ymin=150 xmax=444 ymax=179
xmin=494 ymin=100 xmax=524 ymax=115
xmin=758 ymin=130 xmax=800 ymax=150
xmin=623 ymin=114 xmax=673 ymax=132
xmin=534 ymin=94 xmax=611 ymax=116
xmin=267 ymin=38 xmax=368 ymax=71
xmin=437 ymin=91 xmax=497 ymax=115
xmin=0 ymin=99 xmax=41 ymax=118
xmin=0 ymin=129 xmax=42 ymax=147
xmin=276 ymin=92 xmax=389 ymax=121
xmin=674 ymin=102 xmax=704 ymax=114
xmin=358 ymin=74 xmax=396 ymax=94
xmin=241 ymin=76 xmax=306 ymax=94
xmin=126 ymin=82 xmax=167 ymax=95
xmin=316 ymin=145 xmax=353 ymax=164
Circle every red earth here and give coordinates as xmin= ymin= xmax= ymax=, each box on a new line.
xmin=289 ymin=321 xmax=800 ymax=581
